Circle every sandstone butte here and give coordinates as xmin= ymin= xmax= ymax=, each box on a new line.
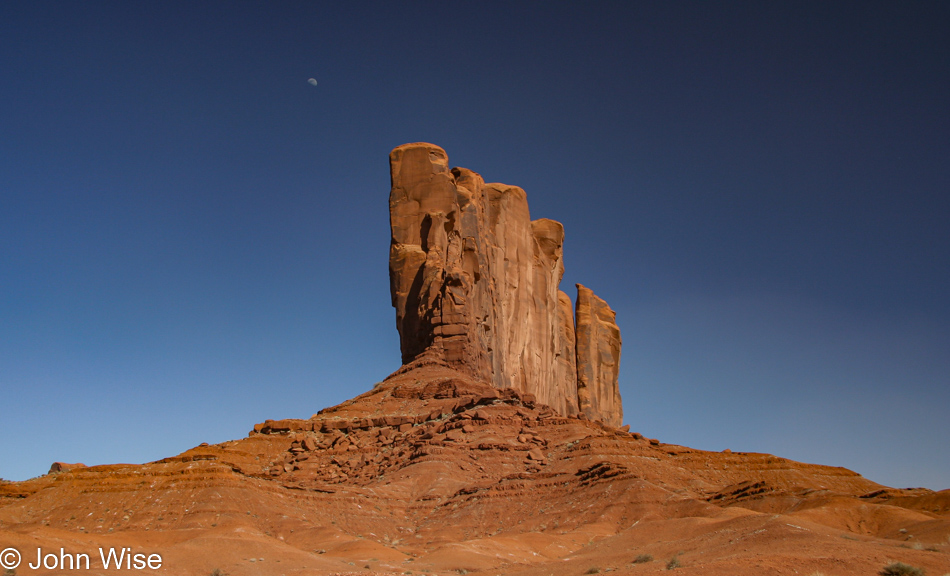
xmin=388 ymin=142 xmax=622 ymax=426
xmin=1 ymin=146 xmax=948 ymax=576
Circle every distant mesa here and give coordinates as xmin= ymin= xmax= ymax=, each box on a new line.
xmin=388 ymin=143 xmax=622 ymax=426
xmin=48 ymin=462 xmax=85 ymax=474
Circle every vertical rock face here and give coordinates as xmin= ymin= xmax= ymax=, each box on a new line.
xmin=575 ymin=284 xmax=623 ymax=427
xmin=388 ymin=142 xmax=622 ymax=424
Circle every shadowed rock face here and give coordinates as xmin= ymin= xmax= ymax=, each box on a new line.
xmin=388 ymin=142 xmax=622 ymax=424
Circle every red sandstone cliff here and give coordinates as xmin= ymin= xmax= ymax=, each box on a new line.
xmin=388 ymin=143 xmax=622 ymax=425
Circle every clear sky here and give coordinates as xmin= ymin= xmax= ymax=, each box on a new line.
xmin=2 ymin=2 xmax=948 ymax=489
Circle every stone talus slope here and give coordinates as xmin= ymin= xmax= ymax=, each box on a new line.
xmin=3 ymin=367 xmax=948 ymax=576
xmin=388 ymin=142 xmax=620 ymax=424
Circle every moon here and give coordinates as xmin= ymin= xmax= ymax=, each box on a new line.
xmin=307 ymin=78 xmax=318 ymax=86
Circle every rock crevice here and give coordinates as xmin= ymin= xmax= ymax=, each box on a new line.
xmin=389 ymin=142 xmax=622 ymax=426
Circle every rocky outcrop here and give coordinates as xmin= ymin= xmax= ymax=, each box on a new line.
xmin=48 ymin=462 xmax=86 ymax=474
xmin=388 ymin=142 xmax=622 ymax=424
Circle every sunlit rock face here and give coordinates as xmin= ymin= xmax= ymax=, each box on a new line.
xmin=388 ymin=142 xmax=622 ymax=424
xmin=575 ymin=284 xmax=623 ymax=427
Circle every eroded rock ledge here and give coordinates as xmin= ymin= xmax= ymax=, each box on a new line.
xmin=388 ymin=142 xmax=623 ymax=426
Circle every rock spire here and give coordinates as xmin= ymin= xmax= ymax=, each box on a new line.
xmin=388 ymin=143 xmax=623 ymax=426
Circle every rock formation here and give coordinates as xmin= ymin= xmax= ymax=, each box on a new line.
xmin=388 ymin=142 xmax=622 ymax=425
xmin=48 ymin=462 xmax=86 ymax=474
xmin=575 ymin=284 xmax=623 ymax=425
xmin=3 ymin=143 xmax=948 ymax=576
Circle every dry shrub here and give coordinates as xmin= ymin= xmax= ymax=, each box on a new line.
xmin=880 ymin=562 xmax=925 ymax=576
xmin=632 ymin=554 xmax=653 ymax=564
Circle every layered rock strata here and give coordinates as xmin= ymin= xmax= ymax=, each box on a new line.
xmin=388 ymin=142 xmax=622 ymax=425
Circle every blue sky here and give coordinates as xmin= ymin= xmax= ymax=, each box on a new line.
xmin=1 ymin=2 xmax=948 ymax=489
